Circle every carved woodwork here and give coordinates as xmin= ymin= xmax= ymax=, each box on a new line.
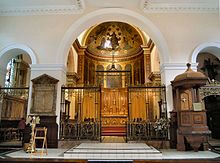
xmin=0 ymin=87 xmax=29 ymax=121
xmin=66 ymin=72 xmax=80 ymax=87
xmin=129 ymin=85 xmax=164 ymax=121
xmin=82 ymin=92 xmax=96 ymax=120
xmin=171 ymin=64 xmax=210 ymax=151
xmin=1 ymin=95 xmax=27 ymax=120
xmin=101 ymin=88 xmax=128 ymax=136
xmin=130 ymin=91 xmax=147 ymax=120
xmin=200 ymin=80 xmax=220 ymax=139
xmin=31 ymin=74 xmax=59 ymax=115
xmin=199 ymin=80 xmax=220 ymax=99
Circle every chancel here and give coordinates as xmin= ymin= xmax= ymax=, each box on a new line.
xmin=0 ymin=0 xmax=220 ymax=162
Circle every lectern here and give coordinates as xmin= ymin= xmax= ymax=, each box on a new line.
xmin=171 ymin=63 xmax=210 ymax=151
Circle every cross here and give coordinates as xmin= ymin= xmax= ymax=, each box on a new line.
xmin=181 ymin=97 xmax=186 ymax=102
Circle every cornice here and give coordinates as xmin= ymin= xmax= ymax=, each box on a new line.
xmin=160 ymin=63 xmax=198 ymax=73
xmin=30 ymin=64 xmax=67 ymax=73
xmin=141 ymin=0 xmax=219 ymax=13
xmin=85 ymin=48 xmax=144 ymax=63
xmin=0 ymin=0 xmax=84 ymax=16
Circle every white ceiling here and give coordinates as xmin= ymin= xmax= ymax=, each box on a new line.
xmin=0 ymin=0 xmax=219 ymax=16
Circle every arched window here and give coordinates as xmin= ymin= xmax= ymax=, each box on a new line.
xmin=4 ymin=55 xmax=30 ymax=87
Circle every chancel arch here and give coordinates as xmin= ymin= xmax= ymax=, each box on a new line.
xmin=57 ymin=8 xmax=170 ymax=67
xmin=60 ymin=21 xmax=168 ymax=141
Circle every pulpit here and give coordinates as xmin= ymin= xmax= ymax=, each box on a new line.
xmin=171 ymin=63 xmax=210 ymax=151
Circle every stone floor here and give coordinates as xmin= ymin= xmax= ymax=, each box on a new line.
xmin=2 ymin=142 xmax=220 ymax=161
xmin=0 ymin=137 xmax=220 ymax=162
xmin=64 ymin=143 xmax=162 ymax=160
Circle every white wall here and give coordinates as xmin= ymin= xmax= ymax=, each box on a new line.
xmin=147 ymin=13 xmax=220 ymax=62
xmin=0 ymin=12 xmax=219 ymax=65
xmin=0 ymin=15 xmax=77 ymax=64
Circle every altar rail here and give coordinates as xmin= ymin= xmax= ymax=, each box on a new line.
xmin=60 ymin=121 xmax=100 ymax=140
xmin=127 ymin=120 xmax=169 ymax=141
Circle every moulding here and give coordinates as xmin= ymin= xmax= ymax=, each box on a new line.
xmin=160 ymin=63 xmax=198 ymax=73
xmin=141 ymin=0 xmax=219 ymax=13
xmin=57 ymin=8 xmax=170 ymax=66
xmin=0 ymin=0 xmax=84 ymax=16
xmin=0 ymin=43 xmax=37 ymax=65
xmin=30 ymin=64 xmax=67 ymax=73
xmin=191 ymin=41 xmax=220 ymax=63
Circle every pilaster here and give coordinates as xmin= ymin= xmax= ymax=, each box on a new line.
xmin=141 ymin=45 xmax=151 ymax=83
xmin=28 ymin=64 xmax=67 ymax=132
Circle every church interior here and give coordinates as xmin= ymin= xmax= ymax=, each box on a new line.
xmin=0 ymin=0 xmax=220 ymax=162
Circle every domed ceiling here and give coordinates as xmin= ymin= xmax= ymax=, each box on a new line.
xmin=85 ymin=22 xmax=143 ymax=57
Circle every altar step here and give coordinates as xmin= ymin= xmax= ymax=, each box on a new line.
xmin=64 ymin=143 xmax=162 ymax=161
xmin=101 ymin=126 xmax=126 ymax=136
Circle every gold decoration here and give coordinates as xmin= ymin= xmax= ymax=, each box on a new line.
xmin=25 ymin=115 xmax=40 ymax=153
xmin=85 ymin=22 xmax=143 ymax=57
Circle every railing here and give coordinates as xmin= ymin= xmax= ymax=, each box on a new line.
xmin=0 ymin=87 xmax=29 ymax=101
xmin=127 ymin=119 xmax=169 ymax=141
xmin=60 ymin=85 xmax=168 ymax=141
xmin=0 ymin=128 xmax=19 ymax=142
xmin=60 ymin=119 xmax=169 ymax=141
xmin=60 ymin=120 xmax=100 ymax=140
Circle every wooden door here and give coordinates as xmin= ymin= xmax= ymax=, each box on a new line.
xmin=101 ymin=88 xmax=128 ymax=136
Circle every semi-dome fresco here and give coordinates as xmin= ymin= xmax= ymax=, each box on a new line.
xmin=85 ymin=22 xmax=143 ymax=57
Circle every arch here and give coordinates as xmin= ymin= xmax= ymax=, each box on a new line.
xmin=0 ymin=43 xmax=37 ymax=68
xmin=57 ymin=8 xmax=170 ymax=66
xmin=191 ymin=41 xmax=220 ymax=63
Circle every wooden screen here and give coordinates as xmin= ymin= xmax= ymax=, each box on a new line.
xmin=101 ymin=88 xmax=128 ymax=136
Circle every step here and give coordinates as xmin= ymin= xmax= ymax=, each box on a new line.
xmin=64 ymin=143 xmax=162 ymax=160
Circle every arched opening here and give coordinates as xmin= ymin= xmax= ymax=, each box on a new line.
xmin=197 ymin=52 xmax=220 ymax=81
xmin=57 ymin=8 xmax=170 ymax=66
xmin=60 ymin=21 xmax=168 ymax=143
xmin=4 ymin=54 xmax=31 ymax=88
xmin=196 ymin=43 xmax=220 ymax=147
xmin=0 ymin=45 xmax=33 ymax=145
